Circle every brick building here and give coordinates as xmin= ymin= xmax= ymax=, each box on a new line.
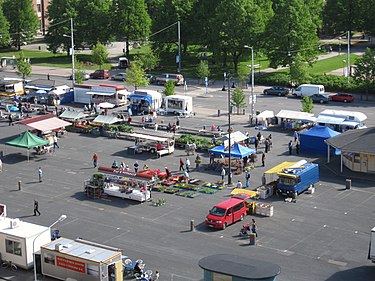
xmin=32 ymin=0 xmax=50 ymax=35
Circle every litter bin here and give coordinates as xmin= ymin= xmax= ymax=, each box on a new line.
xmin=249 ymin=233 xmax=256 ymax=245
xmin=346 ymin=179 xmax=351 ymax=190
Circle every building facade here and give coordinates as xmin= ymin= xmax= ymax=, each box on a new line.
xmin=32 ymin=0 xmax=50 ymax=35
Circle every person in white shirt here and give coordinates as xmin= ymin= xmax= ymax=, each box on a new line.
xmin=53 ymin=135 xmax=59 ymax=150
xmin=236 ymin=180 xmax=243 ymax=188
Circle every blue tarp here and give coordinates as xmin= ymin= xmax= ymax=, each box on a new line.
xmin=300 ymin=126 xmax=341 ymax=155
xmin=128 ymin=94 xmax=152 ymax=104
xmin=210 ymin=143 xmax=256 ymax=158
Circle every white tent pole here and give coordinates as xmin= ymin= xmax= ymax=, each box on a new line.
xmin=340 ymin=154 xmax=343 ymax=173
xmin=327 ymin=145 xmax=330 ymax=163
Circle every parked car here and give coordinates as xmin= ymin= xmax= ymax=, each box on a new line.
xmin=69 ymin=72 xmax=90 ymax=81
xmin=263 ymin=86 xmax=290 ymax=96
xmin=330 ymin=93 xmax=354 ymax=103
xmin=310 ymin=94 xmax=330 ymax=103
xmin=89 ymin=70 xmax=110 ymax=79
xmin=153 ymin=74 xmax=184 ymax=86
xmin=111 ymin=73 xmax=126 ymax=81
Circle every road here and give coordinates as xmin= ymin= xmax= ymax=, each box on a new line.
xmin=0 ymin=70 xmax=375 ymax=281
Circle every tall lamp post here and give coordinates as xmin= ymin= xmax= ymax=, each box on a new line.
xmin=33 ymin=215 xmax=67 ymax=281
xmin=177 ymin=21 xmax=181 ymax=73
xmin=245 ymin=46 xmax=255 ymax=120
xmin=224 ymin=72 xmax=232 ymax=185
xmin=63 ymin=18 xmax=75 ymax=85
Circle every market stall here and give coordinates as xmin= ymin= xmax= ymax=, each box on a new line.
xmin=276 ymin=110 xmax=316 ymax=130
xmin=299 ymin=126 xmax=341 ymax=155
xmin=164 ymin=95 xmax=193 ymax=116
xmin=256 ymin=110 xmax=275 ymax=127
xmin=40 ymin=237 xmax=123 ymax=281
xmin=128 ymin=89 xmax=162 ymax=115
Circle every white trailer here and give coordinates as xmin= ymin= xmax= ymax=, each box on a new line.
xmin=165 ymin=95 xmax=193 ymax=116
xmin=0 ymin=217 xmax=51 ymax=269
xmin=293 ymin=84 xmax=325 ymax=97
xmin=369 ymin=226 xmax=375 ymax=263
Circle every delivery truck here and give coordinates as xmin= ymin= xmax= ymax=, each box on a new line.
xmin=292 ymin=84 xmax=325 ymax=97
xmin=369 ymin=226 xmax=375 ymax=263
xmin=276 ymin=160 xmax=319 ymax=198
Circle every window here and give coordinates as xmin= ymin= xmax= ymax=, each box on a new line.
xmin=233 ymin=202 xmax=244 ymax=212
xmin=37 ymin=4 xmax=41 ymax=12
xmin=5 ymin=239 xmax=22 ymax=256
xmin=279 ymin=177 xmax=296 ymax=186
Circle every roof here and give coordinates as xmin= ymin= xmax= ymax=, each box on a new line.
xmin=210 ymin=143 xmax=255 ymax=158
xmin=199 ymin=254 xmax=280 ymax=279
xmin=257 ymin=110 xmax=274 ymax=119
xmin=0 ymin=217 xmax=49 ymax=239
xmin=132 ymin=89 xmax=162 ymax=99
xmin=277 ymin=161 xmax=317 ymax=178
xmin=264 ymin=162 xmax=297 ymax=174
xmin=276 ymin=110 xmax=315 ymax=121
xmin=316 ymin=116 xmax=345 ymax=125
xmin=300 ymin=126 xmax=341 ymax=138
xmin=20 ymin=116 xmax=71 ymax=132
xmin=215 ymin=197 xmax=244 ymax=208
xmin=93 ymin=115 xmax=121 ymax=125
xmin=165 ymin=95 xmax=192 ymax=101
xmin=325 ymin=127 xmax=375 ymax=154
xmin=6 ymin=131 xmax=49 ymax=148
xmin=42 ymin=238 xmax=121 ymax=263
xmin=98 ymin=84 xmax=126 ymax=90
xmin=319 ymin=109 xmax=367 ymax=122
xmin=127 ymin=132 xmax=169 ymax=142
xmin=59 ymin=111 xmax=87 ymax=120
xmin=220 ymin=131 xmax=248 ymax=143
xmin=86 ymin=91 xmax=115 ymax=96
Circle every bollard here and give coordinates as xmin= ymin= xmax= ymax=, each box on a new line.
xmin=249 ymin=233 xmax=256 ymax=245
xmin=190 ymin=220 xmax=195 ymax=231
xmin=18 ymin=180 xmax=22 ymax=191
xmin=217 ymin=109 xmax=220 ymax=117
xmin=346 ymin=179 xmax=351 ymax=190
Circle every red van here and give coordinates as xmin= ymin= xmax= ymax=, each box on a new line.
xmin=205 ymin=197 xmax=247 ymax=230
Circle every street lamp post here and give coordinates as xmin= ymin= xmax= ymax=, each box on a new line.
xmin=225 ymin=72 xmax=232 ymax=185
xmin=33 ymin=215 xmax=67 ymax=281
xmin=347 ymin=31 xmax=350 ymax=82
xmin=177 ymin=21 xmax=181 ymax=73
xmin=245 ymin=46 xmax=255 ymax=121
xmin=63 ymin=18 xmax=75 ymax=85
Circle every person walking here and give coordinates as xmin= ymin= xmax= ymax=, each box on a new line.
xmin=295 ymin=140 xmax=300 ymax=155
xmin=53 ymin=135 xmax=59 ymax=150
xmin=183 ymin=170 xmax=189 ymax=183
xmin=165 ymin=167 xmax=172 ymax=179
xmin=262 ymin=152 xmax=265 ymax=167
xmin=8 ymin=114 xmax=13 ymax=126
xmin=251 ymin=219 xmax=258 ymax=237
xmin=179 ymin=158 xmax=184 ymax=171
xmin=288 ymin=140 xmax=293 ymax=155
xmin=92 ymin=153 xmax=98 ymax=168
xmin=245 ymin=172 xmax=251 ymax=188
xmin=264 ymin=139 xmax=269 ymax=153
xmin=134 ymin=161 xmax=139 ymax=173
xmin=254 ymin=138 xmax=259 ymax=151
xmin=33 ymin=200 xmax=40 ymax=216
xmin=220 ymin=167 xmax=226 ymax=181
xmin=38 ymin=167 xmax=43 ymax=182
xmin=185 ymin=158 xmax=190 ymax=173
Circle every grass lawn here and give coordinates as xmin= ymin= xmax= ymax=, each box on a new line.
xmin=308 ymin=54 xmax=360 ymax=74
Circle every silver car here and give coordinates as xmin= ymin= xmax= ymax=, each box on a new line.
xmin=111 ymin=73 xmax=127 ymax=81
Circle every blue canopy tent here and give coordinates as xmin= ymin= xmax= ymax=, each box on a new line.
xmin=210 ymin=143 xmax=255 ymax=158
xmin=300 ymin=126 xmax=341 ymax=155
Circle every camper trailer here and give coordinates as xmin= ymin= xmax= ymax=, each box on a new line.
xmin=164 ymin=95 xmax=193 ymax=116
xmin=316 ymin=109 xmax=367 ymax=132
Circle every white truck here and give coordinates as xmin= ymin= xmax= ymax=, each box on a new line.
xmin=369 ymin=226 xmax=375 ymax=263
xmin=293 ymin=84 xmax=325 ymax=97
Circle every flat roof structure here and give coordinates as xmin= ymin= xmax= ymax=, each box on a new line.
xmin=199 ymin=254 xmax=281 ymax=280
xmin=0 ymin=217 xmax=49 ymax=239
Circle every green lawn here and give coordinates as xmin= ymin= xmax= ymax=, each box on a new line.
xmin=308 ymin=54 xmax=360 ymax=74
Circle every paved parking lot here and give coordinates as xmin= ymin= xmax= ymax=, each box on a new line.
xmin=1 ymin=88 xmax=375 ymax=281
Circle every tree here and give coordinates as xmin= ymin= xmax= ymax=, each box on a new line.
xmin=164 ymin=80 xmax=175 ymax=96
xmin=231 ymin=88 xmax=247 ymax=115
xmin=139 ymin=49 xmax=159 ymax=71
xmin=0 ymin=5 xmax=10 ymax=47
xmin=301 ymin=96 xmax=313 ymax=113
xmin=16 ymin=52 xmax=32 ymax=79
xmin=91 ymin=43 xmax=109 ymax=69
xmin=196 ymin=61 xmax=210 ymax=85
xmin=112 ymin=0 xmax=151 ymax=56
xmin=126 ymin=59 xmax=149 ymax=90
xmin=45 ymin=0 xmax=77 ymax=54
xmin=210 ymin=0 xmax=272 ymax=72
xmin=3 ymin=0 xmax=38 ymax=50
xmin=353 ymin=48 xmax=375 ymax=100
xmin=265 ymin=0 xmax=321 ymax=69
xmin=289 ymin=53 xmax=310 ymax=86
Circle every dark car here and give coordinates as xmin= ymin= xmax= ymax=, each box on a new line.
xmin=263 ymin=86 xmax=290 ymax=96
xmin=330 ymin=93 xmax=354 ymax=103
xmin=89 ymin=70 xmax=110 ymax=79
xmin=310 ymin=94 xmax=330 ymax=103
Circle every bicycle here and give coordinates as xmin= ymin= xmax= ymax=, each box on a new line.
xmin=1 ymin=260 xmax=17 ymax=271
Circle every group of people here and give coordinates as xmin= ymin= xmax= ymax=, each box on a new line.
xmin=288 ymin=135 xmax=301 ymax=155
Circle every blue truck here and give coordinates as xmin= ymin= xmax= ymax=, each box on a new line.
xmin=276 ymin=161 xmax=319 ymax=199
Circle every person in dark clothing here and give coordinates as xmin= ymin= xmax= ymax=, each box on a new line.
xmin=179 ymin=158 xmax=184 ymax=171
xmin=34 ymin=200 xmax=40 ymax=216
xmin=261 ymin=152 xmax=265 ymax=167
xmin=257 ymin=132 xmax=262 ymax=141
xmin=264 ymin=139 xmax=269 ymax=153
xmin=288 ymin=140 xmax=293 ymax=155
xmin=8 ymin=114 xmax=13 ymax=126
xmin=295 ymin=140 xmax=300 ymax=155
xmin=254 ymin=138 xmax=259 ymax=151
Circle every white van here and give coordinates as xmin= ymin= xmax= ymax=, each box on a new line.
xmin=293 ymin=84 xmax=325 ymax=97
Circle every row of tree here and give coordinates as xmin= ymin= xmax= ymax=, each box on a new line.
xmin=1 ymin=0 xmax=374 ymax=77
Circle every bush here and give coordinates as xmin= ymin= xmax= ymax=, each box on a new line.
xmin=164 ymin=80 xmax=175 ymax=96
xmin=176 ymin=134 xmax=219 ymax=147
